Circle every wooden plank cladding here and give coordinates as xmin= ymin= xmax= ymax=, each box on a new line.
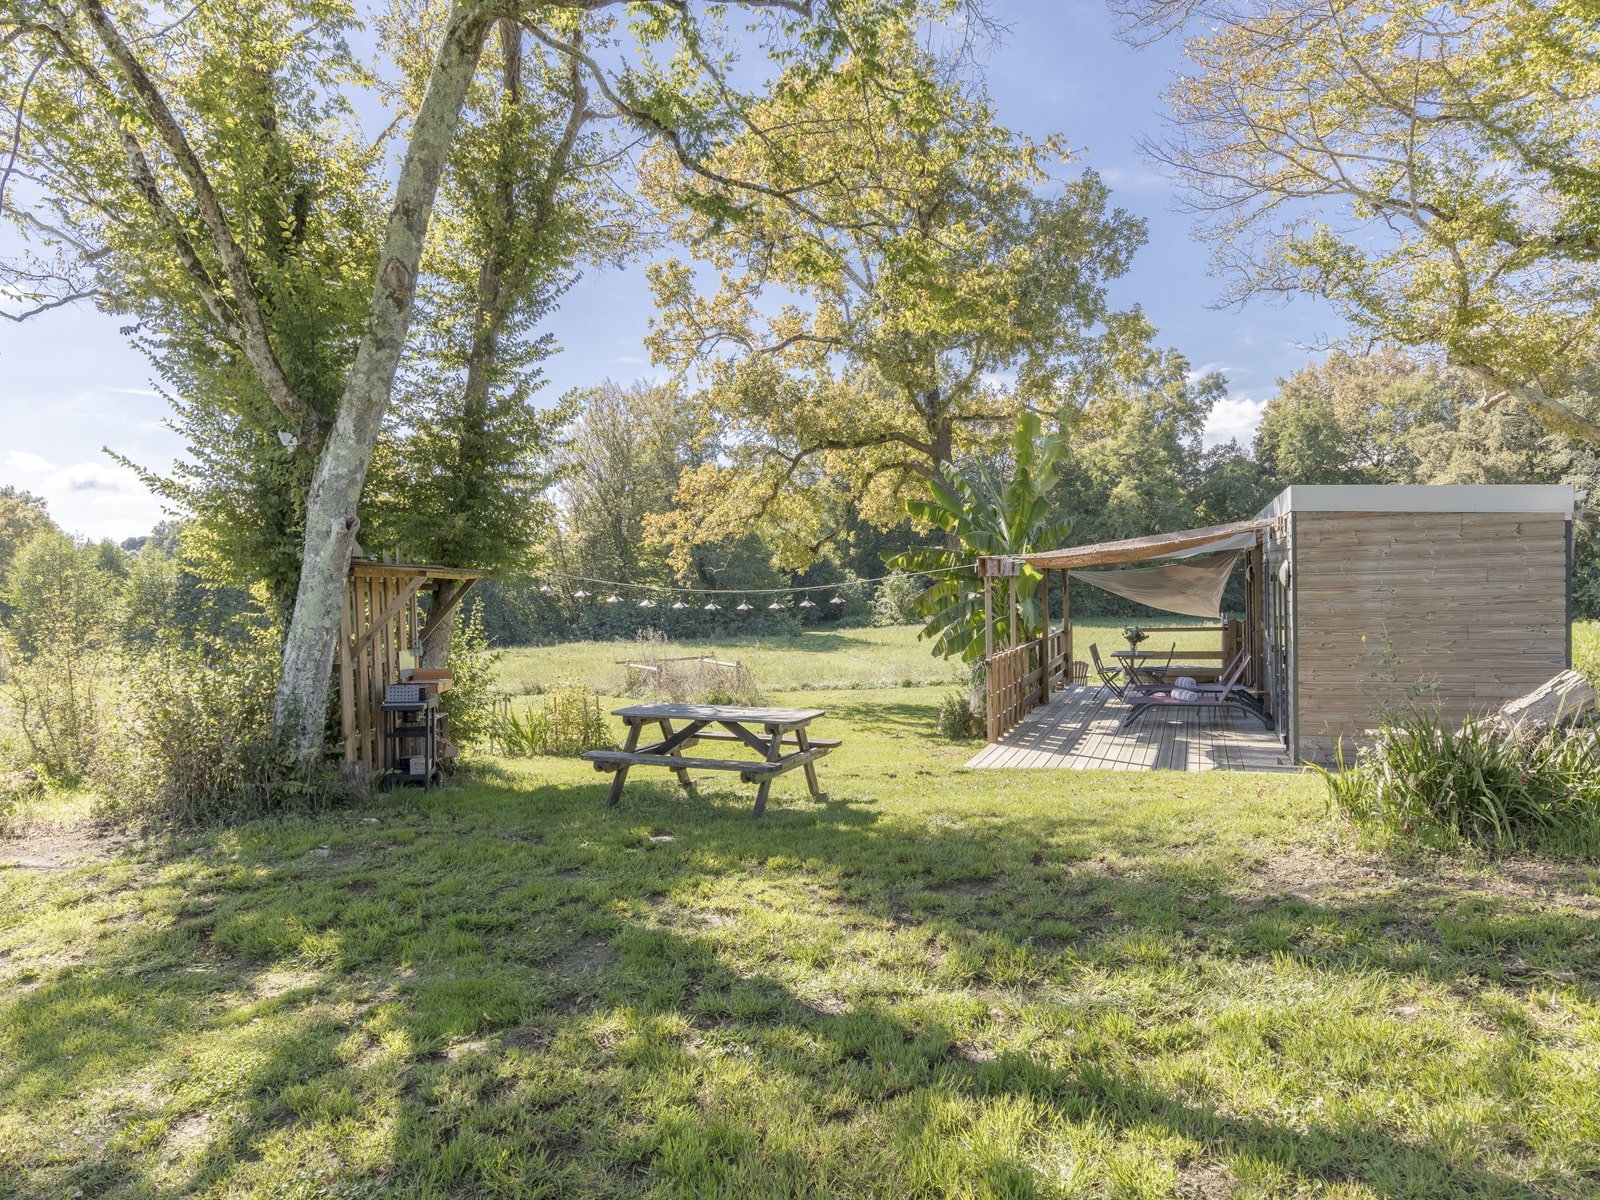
xmin=337 ymin=559 xmax=481 ymax=774
xmin=1287 ymin=509 xmax=1569 ymax=762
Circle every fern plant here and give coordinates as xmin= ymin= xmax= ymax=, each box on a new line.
xmin=883 ymin=413 xmax=1073 ymax=662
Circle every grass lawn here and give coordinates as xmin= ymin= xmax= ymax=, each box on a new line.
xmin=4 ymin=669 xmax=1600 ymax=1197
xmin=497 ymin=621 xmax=1226 ymax=696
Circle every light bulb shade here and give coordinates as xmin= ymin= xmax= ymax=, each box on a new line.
xmin=605 ymin=594 xmax=621 ymax=604
xmin=671 ymin=600 xmax=687 ymax=609
xmin=736 ymin=602 xmax=752 ymax=611
xmin=799 ymin=599 xmax=815 ymax=608
xmin=829 ymin=595 xmax=843 ymax=605
xmin=768 ymin=600 xmax=784 ymax=610
xmin=573 ymin=589 xmax=590 ymax=598
xmin=703 ymin=602 xmax=720 ymax=611
xmin=638 ymin=598 xmax=655 ymax=607
xmin=538 ymin=584 xmax=553 ymax=594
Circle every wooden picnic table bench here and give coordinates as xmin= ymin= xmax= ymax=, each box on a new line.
xmin=581 ymin=702 xmax=837 ymax=817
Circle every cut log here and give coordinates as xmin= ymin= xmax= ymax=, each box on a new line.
xmin=1494 ymin=669 xmax=1598 ymax=730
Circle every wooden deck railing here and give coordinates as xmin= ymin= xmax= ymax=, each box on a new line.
xmin=986 ymin=628 xmax=1075 ymax=742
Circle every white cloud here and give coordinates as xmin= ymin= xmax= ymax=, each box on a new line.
xmin=3 ymin=449 xmax=55 ymax=478
xmin=46 ymin=461 xmax=141 ymax=494
xmin=1203 ymin=396 xmax=1269 ymax=447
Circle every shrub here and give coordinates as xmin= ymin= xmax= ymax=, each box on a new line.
xmin=94 ymin=633 xmax=340 ymax=826
xmin=870 ymin=571 xmax=922 ymax=627
xmin=1319 ymin=707 xmax=1600 ymax=855
xmin=440 ymin=604 xmax=504 ymax=751
xmin=498 ymin=680 xmax=612 ymax=756
xmin=936 ymin=689 xmax=982 ymax=739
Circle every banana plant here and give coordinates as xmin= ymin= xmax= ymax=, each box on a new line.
xmin=884 ymin=413 xmax=1074 ymax=661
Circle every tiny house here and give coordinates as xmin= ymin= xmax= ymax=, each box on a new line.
xmin=1259 ymin=485 xmax=1574 ymax=762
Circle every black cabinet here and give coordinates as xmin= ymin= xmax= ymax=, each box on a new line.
xmin=381 ymin=685 xmax=442 ymax=789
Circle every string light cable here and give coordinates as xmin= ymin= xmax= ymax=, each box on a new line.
xmin=532 ymin=563 xmax=972 ymax=603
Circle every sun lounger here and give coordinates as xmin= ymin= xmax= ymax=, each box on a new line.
xmin=1119 ymin=653 xmax=1271 ymax=729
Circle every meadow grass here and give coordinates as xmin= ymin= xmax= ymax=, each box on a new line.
xmin=3 ymin=676 xmax=1599 ymax=1198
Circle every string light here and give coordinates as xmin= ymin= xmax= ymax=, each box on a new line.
xmin=671 ymin=599 xmax=687 ymax=610
xmin=605 ymin=594 xmax=621 ymax=604
xmin=799 ymin=598 xmax=814 ymax=608
xmin=829 ymin=595 xmax=843 ymax=605
xmin=736 ymin=600 xmax=753 ymax=612
xmin=538 ymin=584 xmax=553 ymax=594
xmin=768 ymin=600 xmax=785 ymax=610
xmin=573 ymin=589 xmax=590 ymax=598
xmin=703 ymin=601 xmax=720 ymax=611
xmin=638 ymin=597 xmax=655 ymax=608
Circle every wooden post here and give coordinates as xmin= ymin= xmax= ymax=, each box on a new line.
xmin=983 ymin=576 xmax=996 ymax=743
xmin=1037 ymin=568 xmax=1051 ymax=706
xmin=1062 ymin=569 xmax=1072 ymax=686
xmin=1007 ymin=575 xmax=1018 ymax=650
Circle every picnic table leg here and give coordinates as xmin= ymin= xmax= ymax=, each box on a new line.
xmin=659 ymin=719 xmax=699 ymax=799
xmin=606 ymin=721 xmax=641 ymax=807
xmin=750 ymin=726 xmax=785 ymax=819
xmin=795 ymin=727 xmax=825 ymax=801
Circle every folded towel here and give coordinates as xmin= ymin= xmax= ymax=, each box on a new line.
xmin=1172 ymin=687 xmax=1202 ymax=701
xmin=1175 ymin=676 xmax=1197 ymax=689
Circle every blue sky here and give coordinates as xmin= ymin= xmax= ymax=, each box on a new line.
xmin=0 ymin=0 xmax=1344 ymax=542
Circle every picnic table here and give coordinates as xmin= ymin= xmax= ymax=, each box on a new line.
xmin=581 ymin=702 xmax=837 ymax=818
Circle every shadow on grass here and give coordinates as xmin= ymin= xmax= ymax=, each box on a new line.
xmin=2 ymin=763 xmax=1596 ymax=1196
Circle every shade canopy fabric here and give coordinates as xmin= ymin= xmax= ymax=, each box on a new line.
xmin=1019 ymin=518 xmax=1267 ymax=571
xmin=1070 ymin=552 xmax=1241 ymax=620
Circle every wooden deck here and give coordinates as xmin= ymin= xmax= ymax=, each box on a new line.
xmin=966 ymin=685 xmax=1295 ymax=771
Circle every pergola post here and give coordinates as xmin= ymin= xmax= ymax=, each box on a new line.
xmin=1037 ymin=568 xmax=1051 ymax=706
xmin=982 ymin=575 xmax=995 ymax=743
xmin=1062 ymin=569 xmax=1072 ymax=686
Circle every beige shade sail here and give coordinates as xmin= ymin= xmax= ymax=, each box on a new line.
xmin=1070 ymin=552 xmax=1241 ymax=620
xmin=1018 ymin=518 xmax=1267 ymax=571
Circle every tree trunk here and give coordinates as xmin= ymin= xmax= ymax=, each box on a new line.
xmin=273 ymin=1 xmax=493 ymax=752
xmin=420 ymin=580 xmax=456 ymax=669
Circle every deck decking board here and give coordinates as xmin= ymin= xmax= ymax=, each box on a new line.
xmin=967 ymin=685 xmax=1292 ymax=772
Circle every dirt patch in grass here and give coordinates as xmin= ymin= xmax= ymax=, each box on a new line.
xmin=1175 ymin=1161 xmax=1235 ymax=1200
xmin=1243 ymin=842 xmax=1600 ymax=914
xmin=542 ymin=935 xmax=618 ymax=1013
xmin=0 ymin=825 xmax=135 ymax=873
xmin=164 ymin=1113 xmax=212 ymax=1160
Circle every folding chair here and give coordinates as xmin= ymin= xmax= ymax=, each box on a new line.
xmin=1089 ymin=643 xmax=1128 ymax=701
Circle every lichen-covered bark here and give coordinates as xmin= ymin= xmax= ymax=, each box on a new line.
xmin=274 ymin=1 xmax=494 ymax=751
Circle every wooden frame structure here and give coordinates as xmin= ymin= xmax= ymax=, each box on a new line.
xmin=1258 ymin=485 xmax=1573 ymax=762
xmin=978 ymin=486 xmax=1578 ymax=765
xmin=977 ymin=519 xmax=1269 ymax=744
xmin=338 ymin=558 xmax=481 ymax=773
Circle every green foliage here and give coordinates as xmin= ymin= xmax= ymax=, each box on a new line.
xmin=439 ymin=605 xmax=504 ymax=750
xmin=868 ymin=572 xmax=921 ymax=627
xmin=935 ymin=689 xmax=982 ymax=740
xmin=0 ymin=532 xmax=120 ymax=781
xmin=1320 ymin=709 xmax=1600 ymax=855
xmin=497 ymin=681 xmax=611 ymax=756
xmin=644 ymin=23 xmax=1146 ymax=566
xmin=0 ymin=487 xmax=59 ymax=586
xmin=94 ymin=631 xmax=338 ymax=827
xmin=885 ymin=413 xmax=1073 ymax=662
xmin=1253 ymin=350 xmax=1470 ymax=487
xmin=1145 ymin=0 xmax=1600 ymax=442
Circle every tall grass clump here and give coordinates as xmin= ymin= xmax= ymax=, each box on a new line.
xmin=1320 ymin=707 xmax=1600 ymax=855
xmin=496 ymin=680 xmax=612 ymax=756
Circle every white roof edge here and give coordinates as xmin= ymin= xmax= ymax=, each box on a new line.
xmin=1257 ymin=484 xmax=1575 ymax=520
